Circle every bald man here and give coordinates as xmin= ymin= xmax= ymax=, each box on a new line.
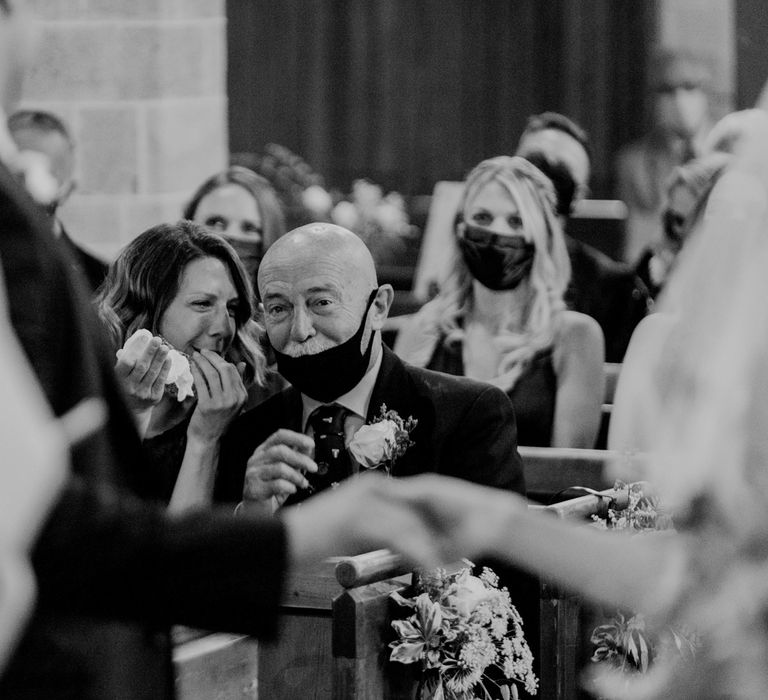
xmin=216 ymin=223 xmax=525 ymax=509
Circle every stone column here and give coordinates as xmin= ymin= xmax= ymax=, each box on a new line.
xmin=21 ymin=0 xmax=228 ymax=260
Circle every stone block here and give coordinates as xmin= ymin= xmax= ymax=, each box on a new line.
xmin=171 ymin=0 xmax=226 ymax=19
xmin=144 ymin=97 xmax=227 ymax=194
xmin=58 ymin=195 xmax=123 ymax=257
xmin=120 ymin=194 xmax=188 ymax=244
xmin=77 ymin=107 xmax=139 ymax=195
xmin=25 ymin=22 xmax=226 ymax=101
xmin=27 ymin=0 xmax=176 ymax=20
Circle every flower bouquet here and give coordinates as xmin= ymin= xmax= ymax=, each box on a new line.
xmin=390 ymin=565 xmax=538 ymax=700
xmin=589 ymin=482 xmax=696 ymax=680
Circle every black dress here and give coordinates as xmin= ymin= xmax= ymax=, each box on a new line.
xmin=426 ymin=338 xmax=556 ymax=447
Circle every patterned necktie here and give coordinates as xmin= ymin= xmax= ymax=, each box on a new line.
xmin=307 ymin=404 xmax=353 ymax=495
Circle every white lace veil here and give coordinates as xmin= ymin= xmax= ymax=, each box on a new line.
xmin=598 ymin=108 xmax=768 ymax=698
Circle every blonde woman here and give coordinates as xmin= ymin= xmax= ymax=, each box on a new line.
xmin=396 ymin=156 xmax=604 ymax=447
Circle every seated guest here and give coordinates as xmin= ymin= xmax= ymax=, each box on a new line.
xmin=516 ymin=111 xmax=651 ymax=361
xmin=216 ymin=221 xmax=537 ymax=656
xmin=183 ymin=165 xmax=286 ymax=295
xmin=615 ymin=50 xmax=713 ymax=264
xmin=95 ymin=221 xmax=270 ymax=511
xmin=216 ymin=222 xmax=526 ymax=508
xmin=7 ymin=109 xmax=108 ymax=293
xmin=634 ymin=152 xmax=730 ymax=299
xmin=395 ymin=156 xmax=604 ymax=448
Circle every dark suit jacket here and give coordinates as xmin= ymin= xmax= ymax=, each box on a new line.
xmin=564 ymin=233 xmax=651 ymax=362
xmin=59 ymin=227 xmax=109 ymax=294
xmin=217 ymin=345 xmax=525 ymax=501
xmin=216 ymin=345 xmax=537 ymax=668
xmin=0 ymin=162 xmax=288 ymax=700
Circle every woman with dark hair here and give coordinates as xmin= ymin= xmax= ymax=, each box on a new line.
xmin=396 ymin=156 xmax=604 ymax=448
xmin=96 ymin=220 xmax=267 ymax=510
xmin=183 ymin=165 xmax=286 ymax=293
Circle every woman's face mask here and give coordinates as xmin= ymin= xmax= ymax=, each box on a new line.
xmin=457 ymin=222 xmax=535 ymax=291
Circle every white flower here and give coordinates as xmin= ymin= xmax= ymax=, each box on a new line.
xmin=348 ymin=420 xmax=398 ymax=468
xmin=447 ymin=575 xmax=494 ymax=618
xmin=330 ymin=200 xmax=360 ymax=230
xmin=301 ymin=184 xmax=333 ymax=217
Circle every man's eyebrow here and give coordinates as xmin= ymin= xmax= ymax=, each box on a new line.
xmin=306 ymin=285 xmax=341 ymax=296
xmin=263 ymin=291 xmax=288 ymax=303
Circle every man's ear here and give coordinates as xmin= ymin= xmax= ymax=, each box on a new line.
xmin=370 ymin=284 xmax=394 ymax=330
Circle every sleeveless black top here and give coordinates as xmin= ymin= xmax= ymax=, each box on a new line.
xmin=426 ymin=338 xmax=556 ymax=447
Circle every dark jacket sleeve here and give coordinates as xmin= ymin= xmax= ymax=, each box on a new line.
xmin=32 ymin=476 xmax=288 ymax=640
xmin=443 ymin=384 xmax=526 ymax=496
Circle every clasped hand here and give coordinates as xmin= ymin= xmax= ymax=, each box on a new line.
xmin=280 ymin=473 xmax=527 ymax=570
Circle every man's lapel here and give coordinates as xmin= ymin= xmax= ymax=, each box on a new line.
xmin=366 ymin=346 xmax=431 ymax=476
xmin=279 ymin=385 xmax=304 ymax=433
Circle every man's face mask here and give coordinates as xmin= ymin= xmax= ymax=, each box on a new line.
xmin=457 ymin=222 xmax=536 ymax=291
xmin=272 ymin=290 xmax=378 ymax=402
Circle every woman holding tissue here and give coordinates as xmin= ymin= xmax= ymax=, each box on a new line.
xmin=96 ymin=221 xmax=267 ymax=511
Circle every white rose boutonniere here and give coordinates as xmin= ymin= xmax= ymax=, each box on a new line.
xmin=348 ymin=404 xmax=417 ymax=475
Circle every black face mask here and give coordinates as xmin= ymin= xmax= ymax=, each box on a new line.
xmin=457 ymin=223 xmax=536 ymax=291
xmin=273 ymin=290 xmax=378 ymax=402
xmin=221 ymin=233 xmax=263 ymax=287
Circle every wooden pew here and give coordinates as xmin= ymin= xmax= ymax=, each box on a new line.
xmin=535 ymin=492 xmax=612 ymax=700
xmin=175 ymin=489 xmax=626 ymax=699
xmin=595 ymin=362 xmax=622 ymax=449
xmin=520 ymin=446 xmax=618 ymax=504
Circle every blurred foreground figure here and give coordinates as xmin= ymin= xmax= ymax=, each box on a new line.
xmin=0 ymin=264 xmax=71 ymax=673
xmin=0 ymin=4 xmax=444 ymax=698
xmin=403 ymin=103 xmax=768 ymax=698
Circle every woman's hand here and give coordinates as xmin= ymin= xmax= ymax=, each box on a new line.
xmin=114 ymin=334 xmax=172 ymax=414
xmin=187 ymin=349 xmax=248 ymax=443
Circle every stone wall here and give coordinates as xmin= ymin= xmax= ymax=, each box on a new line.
xmin=21 ymin=0 xmax=228 ymax=260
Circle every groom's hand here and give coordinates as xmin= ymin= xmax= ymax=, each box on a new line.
xmin=242 ymin=429 xmax=317 ymax=506
xmin=394 ymin=474 xmax=528 ymax=563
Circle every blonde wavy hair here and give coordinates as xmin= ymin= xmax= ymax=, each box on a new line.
xmin=427 ymin=156 xmax=570 ymax=391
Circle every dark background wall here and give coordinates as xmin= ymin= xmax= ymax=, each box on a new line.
xmin=227 ymin=0 xmax=656 ymax=198
xmin=735 ymin=0 xmax=768 ymax=109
